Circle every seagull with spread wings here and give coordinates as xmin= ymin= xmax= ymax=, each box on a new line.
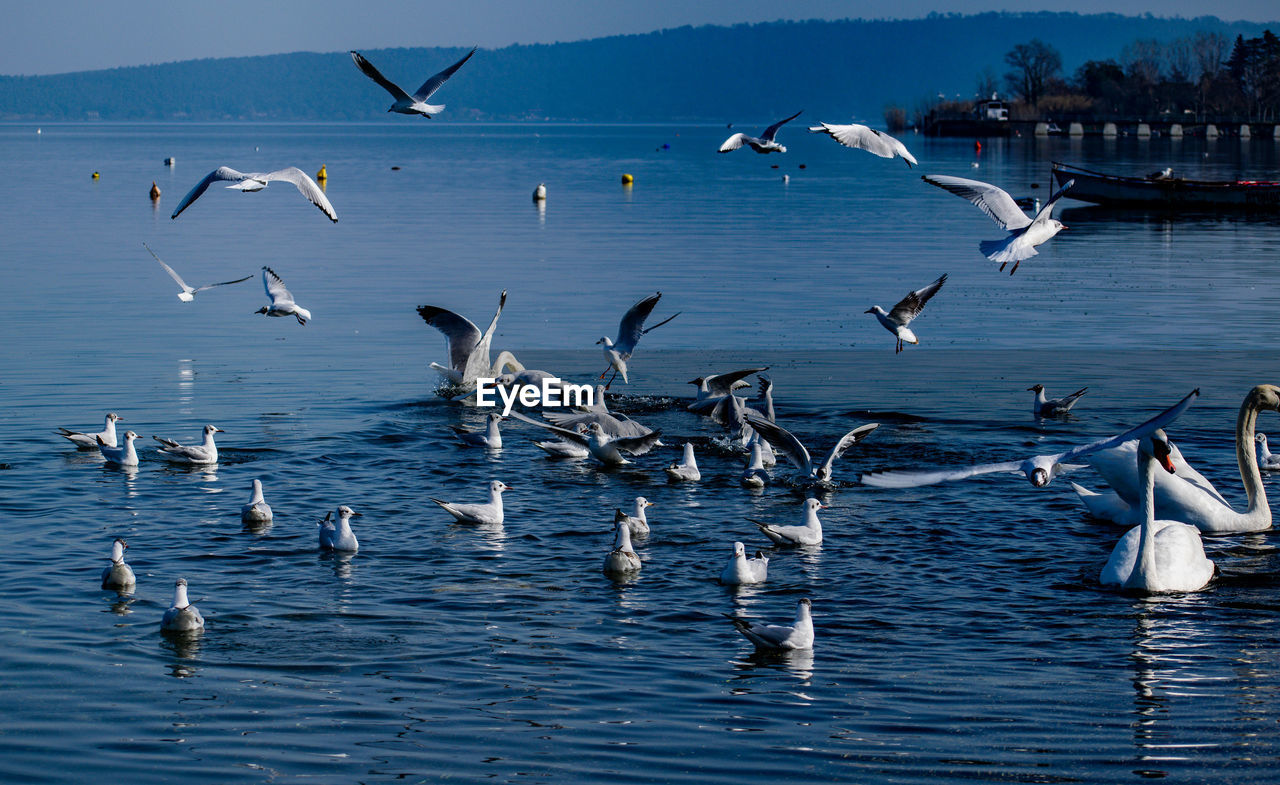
xmin=143 ymin=243 xmax=251 ymax=302
xmin=743 ymin=414 xmax=879 ymax=486
xmin=171 ymin=167 xmax=337 ymax=222
xmin=719 ymin=111 xmax=803 ymax=154
xmin=257 ymin=267 xmax=311 ymax=325
xmin=922 ymin=174 xmax=1074 ymax=274
xmin=350 ymin=48 xmax=476 ymax=118
xmin=808 ymin=122 xmax=917 ymax=166
xmin=596 ymin=293 xmax=680 ymax=387
xmin=866 ymin=274 xmax=947 ymax=354
xmin=416 ymin=290 xmax=521 ymax=396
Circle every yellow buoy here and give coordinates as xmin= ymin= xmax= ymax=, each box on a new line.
xmin=150 ymin=181 xmax=161 ymax=200
xmin=620 ymin=173 xmax=633 ymax=185
xmin=316 ymin=164 xmax=327 ymax=181
xmin=91 ymin=171 xmax=99 ymax=179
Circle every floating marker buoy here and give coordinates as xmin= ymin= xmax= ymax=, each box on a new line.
xmin=92 ymin=171 xmax=99 ymax=179
xmin=316 ymin=164 xmax=327 ymax=181
xmin=164 ymin=157 xmax=175 ymax=166
xmin=150 ymin=181 xmax=161 ymax=200
xmin=36 ymin=128 xmax=41 ymax=135
xmin=391 ymin=166 xmax=401 ymax=171
xmin=798 ymin=164 xmax=806 ymax=169
xmin=620 ymin=173 xmax=633 ymax=185
xmin=770 ymin=164 xmax=779 ymax=169
xmin=532 ymin=183 xmax=546 ymax=201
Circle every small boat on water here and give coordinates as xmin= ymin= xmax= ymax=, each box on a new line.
xmin=1051 ymin=162 xmax=1280 ymax=209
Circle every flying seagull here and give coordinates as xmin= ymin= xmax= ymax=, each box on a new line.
xmin=143 ymin=243 xmax=251 ymax=302
xmin=350 ymin=48 xmax=477 ymax=118
xmin=596 ymin=293 xmax=679 ymax=387
xmin=808 ymin=122 xmax=917 ymax=166
xmin=921 ymin=174 xmax=1074 ymax=274
xmin=866 ymin=274 xmax=947 ymax=354
xmin=257 ymin=266 xmax=311 ymax=325
xmin=171 ymin=167 xmax=337 ymax=223
xmin=719 ymin=110 xmax=803 ymax=154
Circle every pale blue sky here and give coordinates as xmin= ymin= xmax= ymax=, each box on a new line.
xmin=4 ymin=0 xmax=1278 ymax=76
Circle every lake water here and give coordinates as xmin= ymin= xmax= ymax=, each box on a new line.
xmin=2 ymin=122 xmax=1280 ymax=783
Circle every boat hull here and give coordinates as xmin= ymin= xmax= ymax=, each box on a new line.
xmin=1052 ymin=163 xmax=1280 ymax=209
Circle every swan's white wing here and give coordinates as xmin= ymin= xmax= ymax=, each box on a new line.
xmin=259 ymin=167 xmax=338 ymax=222
xmin=261 ymin=266 xmax=295 ymax=307
xmin=1033 ymin=178 xmax=1075 ymax=222
xmin=143 ymin=243 xmax=192 ymax=293
xmin=416 ymin=304 xmax=483 ymax=373
xmin=718 ymin=133 xmax=749 ymax=153
xmin=861 ymin=460 xmax=1025 ymax=488
xmin=759 ymin=110 xmax=802 ymax=142
xmin=886 ymin=274 xmax=947 ymax=327
xmin=809 ymin=123 xmax=917 ymax=166
xmin=1054 ymin=389 xmax=1199 ymax=465
xmin=921 ymin=174 xmax=1031 ymax=231
xmin=349 ymin=51 xmax=412 ymax=101
xmin=171 ymin=166 xmax=245 ymax=219
xmin=614 ymin=292 xmax=662 ymax=355
xmin=412 ymin=47 xmax=476 ymax=101
xmin=743 ymin=414 xmax=813 ymax=475
xmin=507 ymin=411 xmax=591 ymax=445
xmin=816 ymin=423 xmax=880 ymax=478
xmin=704 ymin=368 xmax=769 ymax=397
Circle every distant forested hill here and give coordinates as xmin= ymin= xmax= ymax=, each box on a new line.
xmin=0 ymin=12 xmax=1273 ymax=123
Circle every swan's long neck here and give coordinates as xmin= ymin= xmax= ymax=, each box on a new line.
xmin=1237 ymin=389 xmax=1270 ymax=519
xmin=492 ymin=350 xmax=524 ymax=374
xmin=1127 ymin=448 xmax=1159 ymax=590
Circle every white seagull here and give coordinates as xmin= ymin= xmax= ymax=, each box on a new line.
xmin=161 ymin=578 xmax=205 ymax=632
xmin=143 ymin=243 xmax=251 ymax=302
xmin=808 ymin=122 xmax=917 ymax=166
xmin=349 ymin=48 xmax=476 ymax=118
xmin=153 ymin=424 xmax=223 ymax=464
xmin=615 ymin=496 xmax=654 ymax=536
xmin=861 ymin=389 xmax=1199 ymax=489
xmin=725 ymin=598 xmax=813 ymax=651
xmin=603 ymin=519 xmax=642 ymax=577
xmin=741 ymin=442 xmax=769 ymax=488
xmin=753 ymin=498 xmax=825 ymax=546
xmin=922 ymin=174 xmax=1074 ymax=274
xmin=597 ymin=292 xmax=680 ymax=386
xmin=866 ymin=274 xmax=947 ymax=354
xmin=509 ymin=412 xmax=662 ymax=466
xmin=97 ymin=430 xmax=140 ymax=466
xmin=58 ymin=412 xmax=122 ymax=449
xmin=101 ymin=537 xmax=136 ymax=591
xmin=451 ymin=413 xmax=505 ymax=449
xmin=686 ymin=367 xmax=767 ymax=414
xmin=1029 ymin=384 xmax=1088 ymax=417
xmin=431 ymin=480 xmax=509 ymax=525
xmin=417 ymin=290 xmax=521 ymax=396
xmin=318 ymin=505 xmax=361 ymax=551
xmin=743 ymin=415 xmax=878 ymax=486
xmin=719 ymin=110 xmax=803 ymax=154
xmin=257 ymin=266 xmax=311 ymax=325
xmin=241 ymin=479 xmax=273 ymax=525
xmin=1257 ymin=433 xmax=1280 ymax=470
xmin=719 ymin=542 xmax=769 ymax=585
xmin=665 ymin=442 xmax=701 ymax=481
xmin=171 ymin=166 xmax=337 ymax=222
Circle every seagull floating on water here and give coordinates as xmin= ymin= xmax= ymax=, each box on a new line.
xmin=153 ymin=424 xmax=223 ymax=464
xmin=615 ymin=496 xmax=654 ymax=536
xmin=143 ymin=243 xmax=251 ymax=302
xmin=97 ymin=430 xmax=140 ymax=466
xmin=719 ymin=541 xmax=769 ymax=585
xmin=922 ymin=174 xmax=1074 ymax=274
xmin=866 ymin=274 xmax=947 ymax=354
xmin=597 ymin=292 xmax=680 ymax=387
xmin=171 ymin=166 xmax=337 ymax=222
xmin=744 ymin=415 xmax=878 ymax=486
xmin=603 ymin=519 xmax=642 ymax=577
xmin=741 ymin=442 xmax=769 ymax=488
xmin=241 ymin=479 xmax=272 ymax=525
xmin=1029 ymin=384 xmax=1088 ymax=417
xmin=258 ymin=267 xmax=311 ymax=325
xmin=861 ymin=389 xmax=1199 ymax=489
xmin=161 ymin=578 xmax=205 ymax=632
xmin=665 ymin=443 xmax=701 ymax=481
xmin=58 ymin=412 xmax=121 ymax=449
xmin=318 ymin=505 xmax=361 ymax=551
xmin=1257 ymin=433 xmax=1280 ymax=470
xmin=533 ymin=437 xmax=591 ymax=459
xmin=349 ymin=48 xmax=476 ymax=118
xmin=753 ymin=498 xmax=825 ymax=546
xmin=452 ymin=413 xmax=505 ymax=449
xmin=719 ymin=111 xmax=803 ymax=154
xmin=725 ymin=598 xmax=813 ymax=651
xmin=101 ymin=537 xmax=136 ymax=591
xmin=510 ymin=412 xmax=661 ymax=466
xmin=808 ymin=122 xmax=917 ymax=166
xmin=418 ymin=290 xmax=521 ymax=396
xmin=431 ymin=480 xmax=509 ymax=525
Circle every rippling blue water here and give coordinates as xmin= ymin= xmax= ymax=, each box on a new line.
xmin=2 ymin=122 xmax=1280 ymax=783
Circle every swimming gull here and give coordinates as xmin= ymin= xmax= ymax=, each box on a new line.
xmin=153 ymin=424 xmax=223 ymax=464
xmin=318 ymin=505 xmax=361 ymax=551
xmin=1029 ymin=384 xmax=1088 ymax=417
xmin=752 ymin=498 xmax=825 ymax=546
xmin=603 ymin=519 xmax=642 ymax=577
xmin=808 ymin=122 xmax=917 ymax=166
xmin=349 ymin=48 xmax=476 ymax=118
xmin=744 ymin=414 xmax=878 ymax=486
xmin=161 ymin=578 xmax=205 ymax=632
xmin=719 ymin=111 xmax=803 ymax=154
xmin=171 ymin=166 xmax=337 ymax=222
xmin=431 ymin=480 xmax=509 ymax=525
xmin=921 ymin=174 xmax=1074 ymax=274
xmin=866 ymin=274 xmax=947 ymax=354
xmin=258 ymin=266 xmax=312 ymax=325
xmin=725 ymin=598 xmax=813 ymax=651
xmin=665 ymin=442 xmax=701 ymax=481
xmin=241 ymin=479 xmax=273 ymax=525
xmin=509 ymin=412 xmax=661 ymax=466
xmin=143 ymin=243 xmax=251 ymax=302
xmin=101 ymin=537 xmax=136 ymax=591
xmin=97 ymin=430 xmax=140 ymax=466
xmin=1258 ymin=433 xmax=1280 ymax=470
xmin=451 ymin=413 xmax=505 ymax=449
xmin=597 ymin=292 xmax=680 ymax=386
xmin=719 ymin=541 xmax=769 ymax=585
xmin=58 ymin=412 xmax=121 ymax=449
xmin=615 ymin=496 xmax=654 ymax=536
xmin=741 ymin=442 xmax=769 ymax=487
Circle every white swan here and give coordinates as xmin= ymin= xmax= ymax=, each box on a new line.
xmin=603 ymin=519 xmax=641 ymax=577
xmin=59 ymin=412 xmax=121 ymax=448
xmin=431 ymin=480 xmax=509 ymax=525
xmin=1257 ymin=433 xmax=1280 ymax=470
xmin=719 ymin=542 xmax=769 ymax=585
xmin=614 ymin=497 xmax=653 ymax=536
xmin=866 ymin=273 xmax=947 ymax=354
xmin=725 ymin=598 xmax=813 ymax=651
xmin=1099 ymin=431 xmax=1215 ymax=592
xmin=1071 ymin=438 xmax=1228 ymax=524
xmin=349 ymin=48 xmax=476 ymax=118
xmin=171 ymin=166 xmax=337 ymax=222
xmin=161 ymin=578 xmax=205 ymax=632
xmin=1073 ymin=384 xmax=1280 ymax=533
xmin=241 ymin=479 xmax=272 ymax=525
xmin=665 ymin=443 xmax=700 ymax=481
xmin=318 ymin=505 xmax=361 ymax=551
xmin=753 ymin=498 xmax=824 ymax=546
xmin=101 ymin=538 xmax=136 ymax=591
